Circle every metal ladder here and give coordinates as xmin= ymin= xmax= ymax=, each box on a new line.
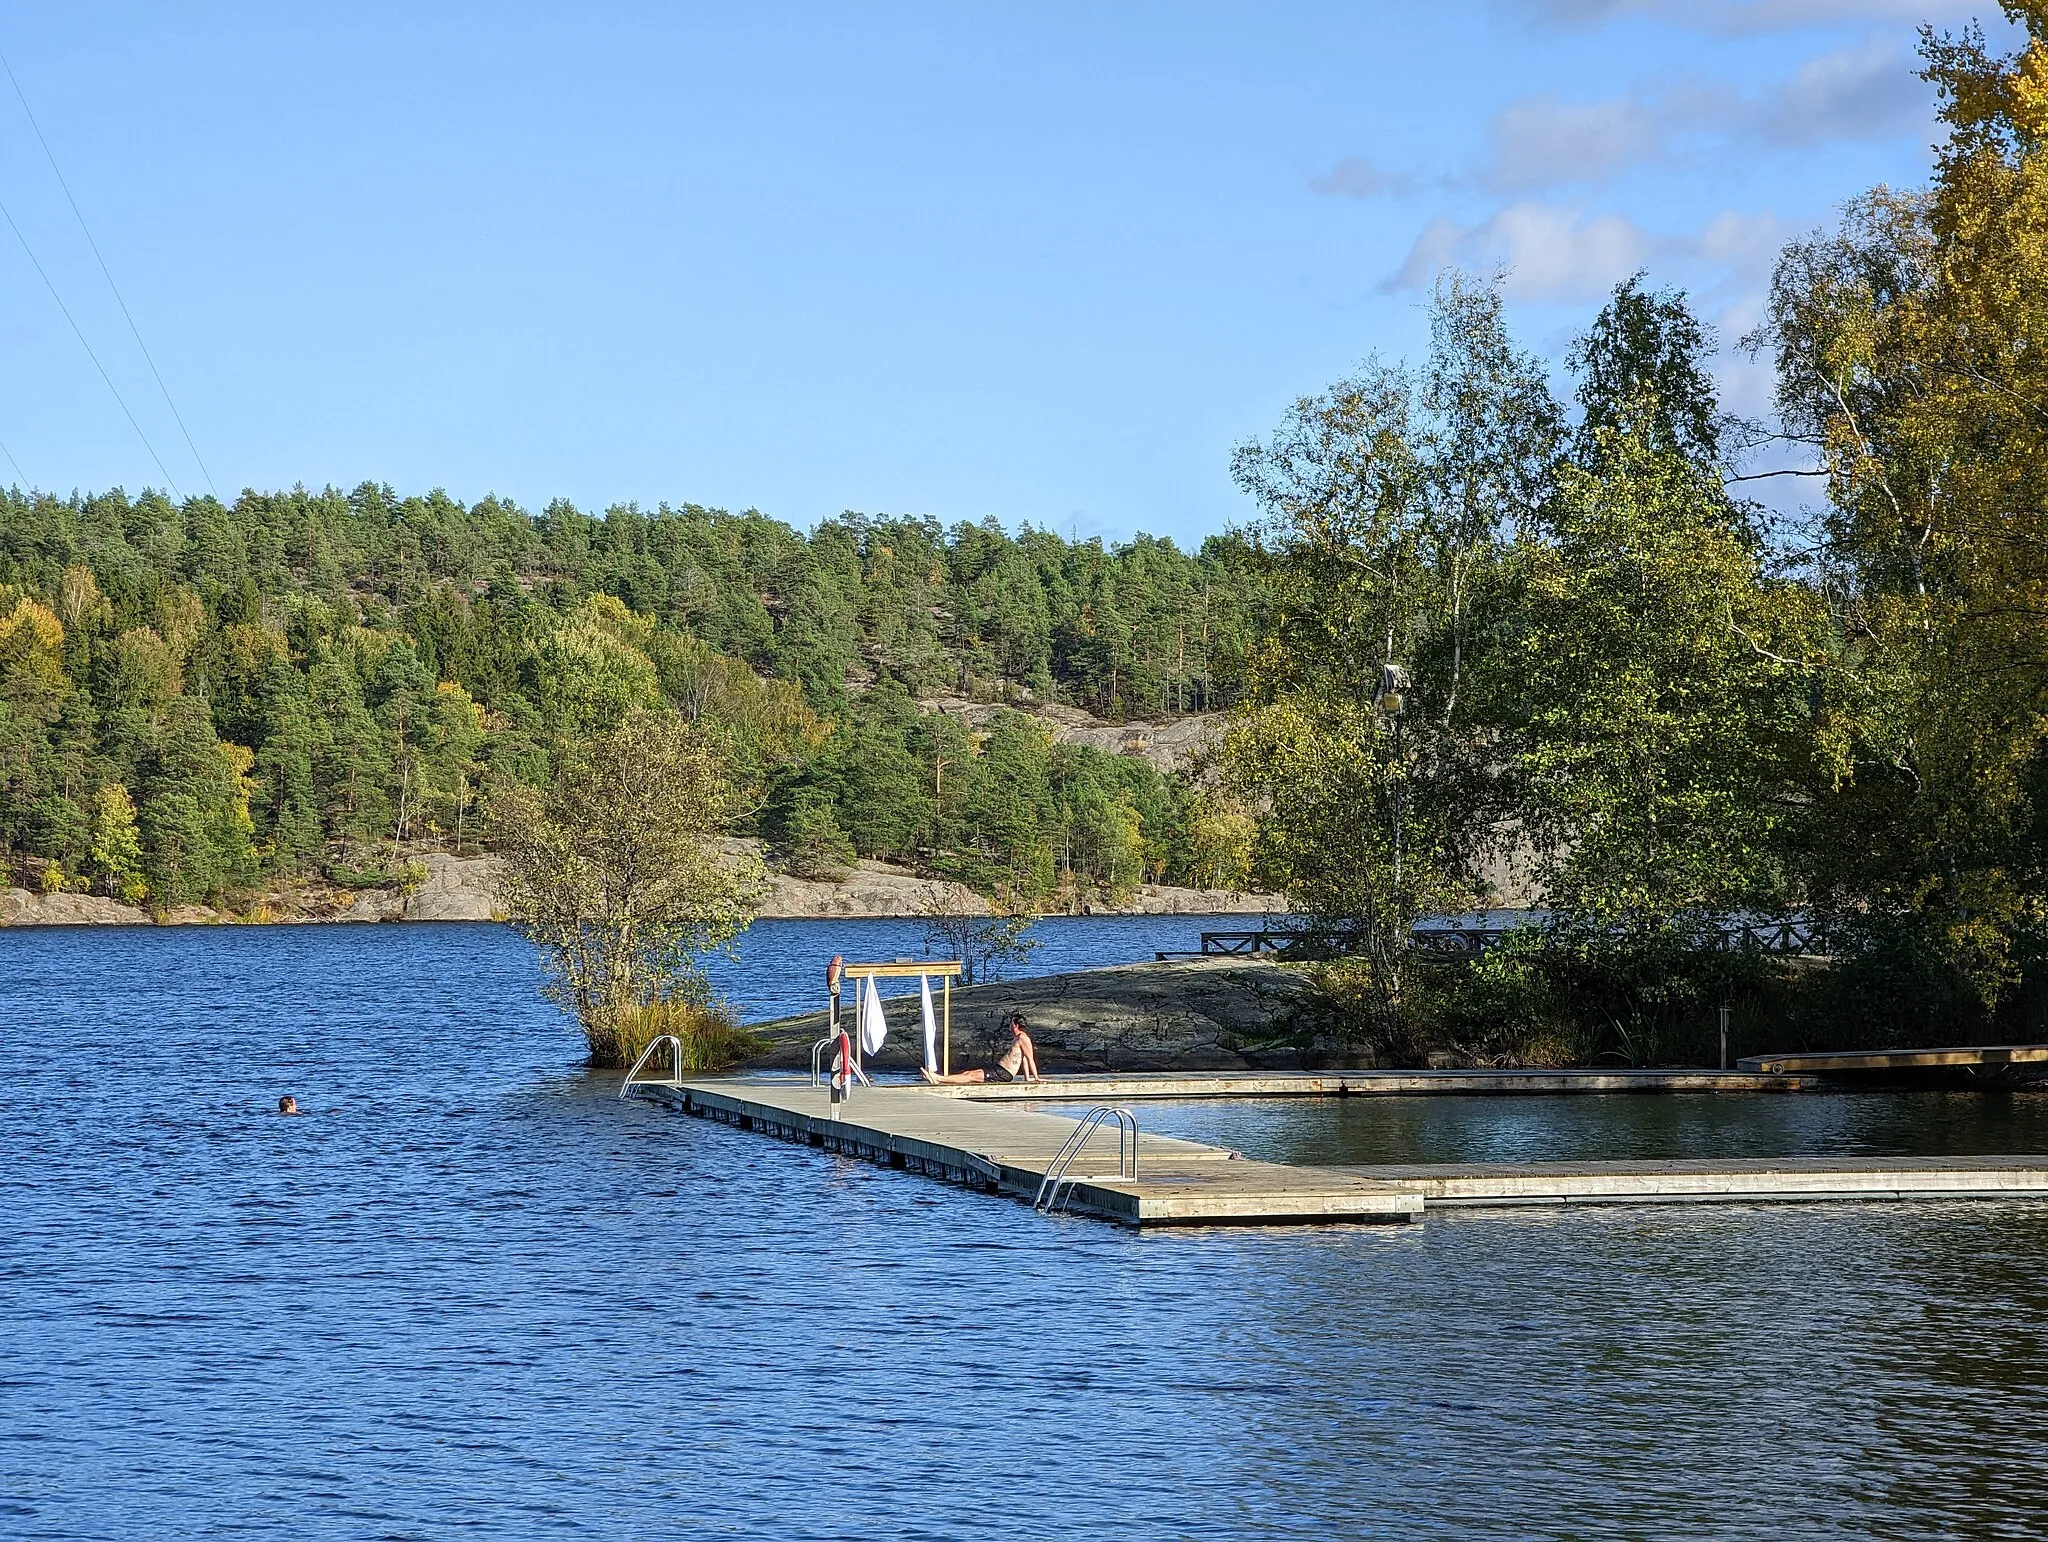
xmin=810 ymin=1035 xmax=872 ymax=1089
xmin=619 ymin=1034 xmax=684 ymax=1100
xmin=1033 ymin=1106 xmax=1139 ymax=1214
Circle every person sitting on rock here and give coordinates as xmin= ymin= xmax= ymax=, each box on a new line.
xmin=921 ymin=1012 xmax=1040 ymax=1085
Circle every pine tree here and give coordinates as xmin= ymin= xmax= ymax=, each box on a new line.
xmin=139 ymin=698 xmax=254 ymax=903
xmin=252 ymin=660 xmax=323 ymax=874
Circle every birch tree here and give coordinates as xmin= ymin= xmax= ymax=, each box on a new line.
xmin=1224 ymin=273 xmax=1558 ymax=1028
xmin=494 ymin=709 xmax=764 ymax=1066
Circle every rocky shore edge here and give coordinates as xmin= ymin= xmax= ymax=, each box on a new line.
xmin=0 ymin=845 xmax=1286 ymax=928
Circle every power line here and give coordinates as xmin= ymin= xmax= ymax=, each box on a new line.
xmin=0 ymin=432 xmax=24 ymax=487
xmin=0 ymin=191 xmax=182 ymax=499
xmin=0 ymin=45 xmax=214 ymax=498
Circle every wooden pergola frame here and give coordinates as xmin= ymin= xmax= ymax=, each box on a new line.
xmin=833 ymin=960 xmax=965 ymax=1074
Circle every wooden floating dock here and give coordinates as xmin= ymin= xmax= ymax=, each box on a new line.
xmin=1739 ymin=1043 xmax=2048 ymax=1074
xmin=1355 ymin=1156 xmax=2048 ymax=1207
xmin=629 ymin=1079 xmax=2048 ymax=1227
xmin=634 ymin=1080 xmax=1423 ymax=1226
xmin=926 ymin=1067 xmax=1818 ymax=1102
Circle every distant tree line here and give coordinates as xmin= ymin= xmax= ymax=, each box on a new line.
xmin=0 ymin=488 xmax=1270 ymax=906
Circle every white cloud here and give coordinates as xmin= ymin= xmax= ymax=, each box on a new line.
xmin=1689 ymin=209 xmax=1795 ymax=275
xmin=1381 ymin=204 xmax=1656 ymax=301
xmin=1381 ymin=204 xmax=1794 ymax=303
xmin=1756 ymin=34 xmax=1927 ymax=143
xmin=1380 ymin=214 xmax=1473 ymax=291
xmin=1479 ymin=40 xmax=1922 ymax=189
xmin=1310 ymin=157 xmax=1417 ymax=198
xmin=1318 ymin=38 xmax=1929 ymax=201
xmin=1483 ymin=94 xmax=1675 ymax=191
xmin=1504 ymin=0 xmax=1981 ymax=35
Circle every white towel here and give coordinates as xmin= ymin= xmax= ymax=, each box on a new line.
xmin=919 ymin=974 xmax=938 ymax=1074
xmin=860 ymin=974 xmax=888 ymax=1056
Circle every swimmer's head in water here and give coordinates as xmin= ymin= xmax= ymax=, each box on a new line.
xmin=278 ymin=1095 xmax=300 ymax=1115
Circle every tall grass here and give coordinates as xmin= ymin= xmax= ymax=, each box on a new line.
xmin=599 ymin=997 xmax=764 ymax=1073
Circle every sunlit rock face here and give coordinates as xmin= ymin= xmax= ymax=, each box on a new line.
xmin=0 ymin=888 xmax=150 ymax=926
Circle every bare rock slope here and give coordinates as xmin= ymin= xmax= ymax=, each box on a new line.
xmin=0 ymin=889 xmax=151 ymax=926
xmin=748 ymin=956 xmax=1339 ymax=1074
xmin=917 ymin=697 xmax=1219 ymax=773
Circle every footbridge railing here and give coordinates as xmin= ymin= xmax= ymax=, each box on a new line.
xmin=1410 ymin=911 xmax=1831 ymax=961
xmin=1158 ymin=914 xmax=1833 ymax=966
xmin=1155 ymin=929 xmax=1302 ymax=961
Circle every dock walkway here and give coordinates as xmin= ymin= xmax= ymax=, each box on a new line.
xmin=1739 ymin=1044 xmax=2048 ymax=1075
xmin=630 ymin=1078 xmax=2048 ymax=1227
xmin=928 ymin=1068 xmax=1816 ymax=1101
xmin=1358 ymin=1155 xmax=2048 ymax=1207
xmin=636 ymin=1080 xmax=1423 ymax=1226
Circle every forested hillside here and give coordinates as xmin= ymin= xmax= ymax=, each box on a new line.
xmin=0 ymin=491 xmax=1268 ymax=906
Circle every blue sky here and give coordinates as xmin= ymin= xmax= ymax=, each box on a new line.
xmin=0 ymin=1 xmax=2008 ymax=545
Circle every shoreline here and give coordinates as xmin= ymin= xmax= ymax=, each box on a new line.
xmin=0 ymin=850 xmax=1286 ymax=929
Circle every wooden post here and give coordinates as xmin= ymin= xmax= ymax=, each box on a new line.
xmin=943 ymin=977 xmax=951 ymax=1076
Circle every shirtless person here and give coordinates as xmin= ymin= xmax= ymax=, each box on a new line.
xmin=921 ymin=1012 xmax=1040 ymax=1085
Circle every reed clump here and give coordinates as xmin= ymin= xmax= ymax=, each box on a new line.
xmin=603 ymin=997 xmax=764 ymax=1073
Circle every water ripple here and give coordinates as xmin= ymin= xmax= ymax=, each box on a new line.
xmin=2 ymin=924 xmax=2045 ymax=1538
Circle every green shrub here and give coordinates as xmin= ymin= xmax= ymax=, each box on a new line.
xmin=1391 ymin=923 xmax=1795 ymax=1068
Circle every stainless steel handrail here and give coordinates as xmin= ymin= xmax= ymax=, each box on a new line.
xmin=810 ymin=1034 xmax=871 ymax=1089
xmin=1033 ymin=1105 xmax=1138 ymax=1213
xmin=619 ymin=1034 xmax=684 ymax=1099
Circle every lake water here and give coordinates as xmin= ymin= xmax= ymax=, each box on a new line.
xmin=1126 ymin=1089 xmax=2048 ymax=1165
xmin=4 ymin=922 xmax=2046 ymax=1539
